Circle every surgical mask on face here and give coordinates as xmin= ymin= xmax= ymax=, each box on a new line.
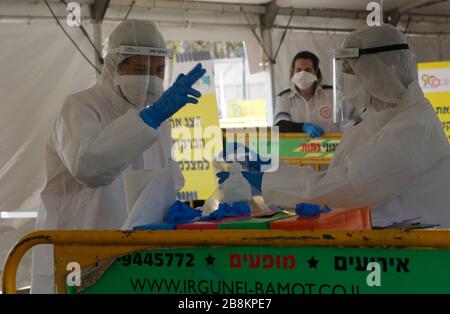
xmin=340 ymin=73 xmax=372 ymax=112
xmin=291 ymin=71 xmax=318 ymax=90
xmin=116 ymin=75 xmax=164 ymax=108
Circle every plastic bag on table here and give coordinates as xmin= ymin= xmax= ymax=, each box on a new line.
xmin=203 ymin=159 xmax=272 ymax=215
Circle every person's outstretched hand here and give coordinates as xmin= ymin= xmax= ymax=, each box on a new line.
xmin=140 ymin=63 xmax=206 ymax=128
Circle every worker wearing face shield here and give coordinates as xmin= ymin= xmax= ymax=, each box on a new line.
xmin=219 ymin=25 xmax=450 ymax=228
xmin=273 ymin=51 xmax=346 ymax=137
xmin=31 ymin=19 xmax=205 ymax=293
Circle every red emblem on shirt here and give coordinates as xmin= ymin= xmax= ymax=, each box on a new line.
xmin=319 ymin=106 xmax=332 ymax=119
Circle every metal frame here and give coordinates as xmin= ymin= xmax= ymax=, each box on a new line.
xmin=91 ymin=0 xmax=110 ymax=23
xmin=4 ymin=229 xmax=450 ymax=293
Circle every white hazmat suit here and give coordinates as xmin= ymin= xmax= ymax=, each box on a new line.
xmin=262 ymin=25 xmax=450 ymax=227
xmin=31 ymin=20 xmax=184 ymax=293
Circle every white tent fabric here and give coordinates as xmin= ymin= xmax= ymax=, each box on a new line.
xmin=101 ymin=8 xmax=264 ymax=70
xmin=0 ymin=21 xmax=96 ymax=288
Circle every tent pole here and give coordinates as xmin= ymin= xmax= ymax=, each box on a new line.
xmin=261 ymin=28 xmax=275 ymax=123
xmin=93 ymin=21 xmax=102 ymax=77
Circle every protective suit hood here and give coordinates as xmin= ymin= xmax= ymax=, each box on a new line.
xmin=342 ymin=25 xmax=418 ymax=107
xmin=99 ymin=19 xmax=166 ymax=107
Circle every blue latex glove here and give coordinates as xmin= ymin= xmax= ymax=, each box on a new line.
xmin=216 ymin=171 xmax=264 ymax=192
xmin=165 ymin=200 xmax=202 ymax=224
xmin=139 ymin=63 xmax=206 ymax=128
xmin=201 ymin=202 xmax=251 ymax=221
xmin=295 ymin=203 xmax=331 ymax=217
xmin=219 ymin=142 xmax=272 ymax=172
xmin=302 ymin=123 xmax=324 ymax=138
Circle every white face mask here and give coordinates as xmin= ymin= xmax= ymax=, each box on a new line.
xmin=116 ymin=75 xmax=164 ymax=108
xmin=291 ymin=71 xmax=318 ymax=90
xmin=340 ymin=73 xmax=372 ymax=112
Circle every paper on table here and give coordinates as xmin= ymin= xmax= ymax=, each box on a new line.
xmin=372 ymin=216 xmax=440 ymax=229
xmin=121 ymin=168 xmax=176 ymax=230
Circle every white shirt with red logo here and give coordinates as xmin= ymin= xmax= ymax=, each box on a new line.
xmin=274 ymin=84 xmax=343 ymax=132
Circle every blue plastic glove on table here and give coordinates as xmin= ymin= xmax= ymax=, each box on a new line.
xmin=165 ymin=200 xmax=202 ymax=224
xmin=302 ymin=123 xmax=324 ymax=138
xmin=216 ymin=171 xmax=264 ymax=192
xmin=201 ymin=202 xmax=251 ymax=221
xmin=139 ymin=63 xmax=206 ymax=128
xmin=295 ymin=203 xmax=331 ymax=217
xmin=133 ymin=201 xmax=202 ymax=230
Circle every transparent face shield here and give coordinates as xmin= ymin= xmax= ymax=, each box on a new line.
xmin=332 ymin=47 xmax=369 ymax=126
xmin=332 ymin=44 xmax=410 ymax=124
xmin=332 ymin=49 xmax=363 ymax=125
xmin=110 ymin=45 xmax=173 ymax=109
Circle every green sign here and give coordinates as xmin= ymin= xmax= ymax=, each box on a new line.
xmin=244 ymin=137 xmax=339 ymax=160
xmin=278 ymin=138 xmax=339 ymax=159
xmin=68 ymin=246 xmax=450 ymax=294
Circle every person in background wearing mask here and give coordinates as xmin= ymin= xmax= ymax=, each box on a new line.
xmin=274 ymin=51 xmax=341 ymax=137
xmin=219 ymin=25 xmax=450 ymax=228
xmin=31 ymin=19 xmax=206 ymax=293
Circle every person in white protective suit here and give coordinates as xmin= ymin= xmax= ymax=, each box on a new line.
xmin=31 ymin=19 xmax=206 ymax=293
xmin=219 ymin=25 xmax=450 ymax=228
